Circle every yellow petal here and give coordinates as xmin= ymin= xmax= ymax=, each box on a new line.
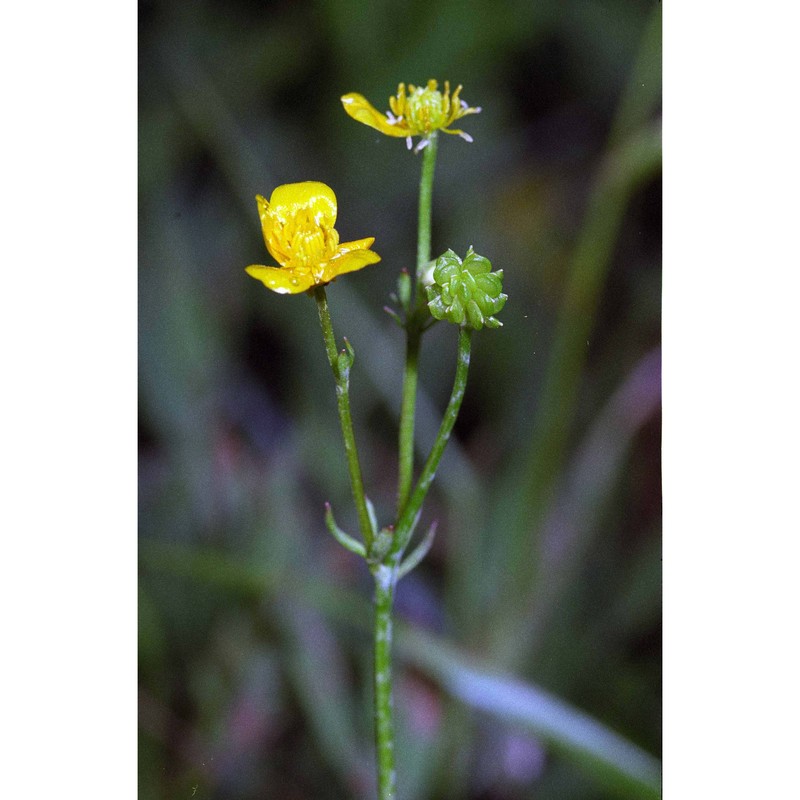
xmin=256 ymin=194 xmax=274 ymax=252
xmin=268 ymin=181 xmax=338 ymax=229
xmin=338 ymin=236 xmax=376 ymax=255
xmin=245 ymin=265 xmax=315 ymax=295
xmin=341 ymin=93 xmax=409 ymax=138
xmin=322 ymin=249 xmax=382 ymax=282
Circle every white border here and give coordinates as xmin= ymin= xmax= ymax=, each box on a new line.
xmin=2 ymin=3 xmax=136 ymax=796
xmin=664 ymin=2 xmax=799 ymax=795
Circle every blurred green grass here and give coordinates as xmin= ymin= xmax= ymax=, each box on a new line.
xmin=139 ymin=1 xmax=661 ymax=798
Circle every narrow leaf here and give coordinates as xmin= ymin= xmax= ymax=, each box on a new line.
xmin=324 ymin=502 xmax=366 ymax=557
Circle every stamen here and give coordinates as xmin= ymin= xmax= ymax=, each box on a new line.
xmin=458 ymin=132 xmax=473 ymax=143
xmin=406 ymin=137 xmax=413 ymax=150
xmin=415 ymin=138 xmax=430 ymax=154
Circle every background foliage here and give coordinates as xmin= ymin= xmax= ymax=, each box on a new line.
xmin=139 ymin=1 xmax=662 ymax=797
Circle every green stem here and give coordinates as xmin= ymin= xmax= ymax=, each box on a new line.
xmin=397 ymin=132 xmax=439 ymax=515
xmin=372 ymin=564 xmax=397 ymax=800
xmin=396 ymin=327 xmax=420 ymax=513
xmin=415 ymin=131 xmax=439 ymax=298
xmin=394 ymin=327 xmax=472 ymax=556
xmin=314 ymin=286 xmax=374 ymax=550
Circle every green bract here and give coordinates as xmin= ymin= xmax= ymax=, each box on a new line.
xmin=425 ymin=247 xmax=507 ymax=329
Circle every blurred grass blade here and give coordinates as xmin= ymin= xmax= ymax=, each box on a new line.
xmin=278 ymin=604 xmax=373 ymax=799
xmin=501 ymin=349 xmax=662 ymax=665
xmin=522 ymin=7 xmax=662 ymax=518
xmin=496 ymin=5 xmax=663 ymax=623
xmin=141 ymin=542 xmax=661 ymax=798
xmin=609 ymin=2 xmax=662 ymax=146
xmin=400 ymin=627 xmax=661 ymax=800
xmin=522 ymin=120 xmax=662 ymax=525
xmin=159 ymin=46 xmax=270 ymax=212
xmin=497 ymin=120 xmax=661 ymax=628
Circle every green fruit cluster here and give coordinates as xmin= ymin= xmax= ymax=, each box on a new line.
xmin=426 ymin=247 xmax=507 ymax=329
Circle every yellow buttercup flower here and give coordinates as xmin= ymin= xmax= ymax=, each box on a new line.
xmin=341 ymin=80 xmax=481 ymax=152
xmin=245 ymin=181 xmax=381 ymax=295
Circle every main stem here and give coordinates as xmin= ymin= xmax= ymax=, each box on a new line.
xmin=375 ymin=329 xmax=472 ymax=800
xmin=372 ymin=564 xmax=396 ymax=800
xmin=397 ymin=132 xmax=439 ymax=514
xmin=314 ymin=286 xmax=374 ymax=549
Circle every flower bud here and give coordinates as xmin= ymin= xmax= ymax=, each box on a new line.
xmin=425 ymin=247 xmax=507 ymax=330
xmin=369 ymin=526 xmax=394 ymax=562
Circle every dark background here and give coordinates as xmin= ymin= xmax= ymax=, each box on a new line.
xmin=139 ymin=1 xmax=662 ymax=797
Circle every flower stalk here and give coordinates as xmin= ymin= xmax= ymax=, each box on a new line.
xmin=397 ymin=131 xmax=439 ymax=515
xmin=393 ymin=327 xmax=472 ymax=556
xmin=314 ymin=286 xmax=374 ymax=550
xmin=396 ymin=327 xmax=420 ymax=514
xmin=416 ymin=130 xmax=439 ymax=300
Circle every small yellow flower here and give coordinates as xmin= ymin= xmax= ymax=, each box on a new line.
xmin=341 ymin=80 xmax=481 ymax=152
xmin=245 ymin=181 xmax=381 ymax=295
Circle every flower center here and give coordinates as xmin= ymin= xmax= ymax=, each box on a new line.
xmin=271 ymin=210 xmax=340 ymax=277
xmin=405 ymin=85 xmax=447 ymax=134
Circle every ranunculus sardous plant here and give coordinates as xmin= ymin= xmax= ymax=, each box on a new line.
xmin=245 ymin=81 xmax=504 ymax=800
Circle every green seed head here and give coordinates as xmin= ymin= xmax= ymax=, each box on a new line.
xmin=425 ymin=247 xmax=507 ymax=330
